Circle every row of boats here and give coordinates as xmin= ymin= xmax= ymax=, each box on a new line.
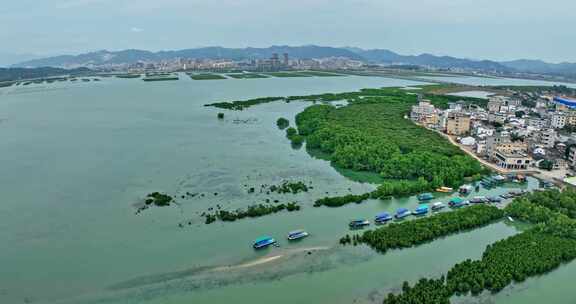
xmin=348 ymin=190 xmax=527 ymax=229
xmin=253 ymin=179 xmax=531 ymax=248
xmin=252 ymin=229 xmax=309 ymax=249
xmin=349 ymin=202 xmax=445 ymax=228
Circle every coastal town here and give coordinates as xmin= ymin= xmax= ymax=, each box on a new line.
xmin=410 ymin=86 xmax=576 ymax=186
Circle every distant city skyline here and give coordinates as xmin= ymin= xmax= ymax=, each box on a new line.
xmin=2 ymin=0 xmax=575 ymax=64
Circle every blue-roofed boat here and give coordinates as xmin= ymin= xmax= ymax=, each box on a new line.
xmin=412 ymin=204 xmax=429 ymax=216
xmin=349 ymin=219 xmax=370 ymax=229
xmin=417 ymin=193 xmax=434 ymax=201
xmin=395 ymin=208 xmax=411 ymax=219
xmin=449 ymin=197 xmax=466 ymax=208
xmin=287 ymin=230 xmax=309 ymax=241
xmin=253 ymin=236 xmax=276 ymax=249
xmin=375 ymin=212 xmax=393 ymax=224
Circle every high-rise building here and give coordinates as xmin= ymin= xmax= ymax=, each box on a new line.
xmin=283 ymin=53 xmax=289 ymax=66
xmin=445 ymin=112 xmax=471 ymax=136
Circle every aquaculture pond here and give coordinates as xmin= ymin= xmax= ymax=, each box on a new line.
xmin=0 ymin=74 xmax=563 ymax=304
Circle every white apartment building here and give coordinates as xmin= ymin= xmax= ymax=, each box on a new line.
xmin=551 ymin=113 xmax=567 ymax=129
xmin=540 ymin=129 xmax=557 ymax=148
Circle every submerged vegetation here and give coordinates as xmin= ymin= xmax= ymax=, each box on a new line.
xmin=268 ymin=181 xmax=309 ymax=194
xmin=203 ymin=202 xmax=301 ymax=224
xmin=144 ymin=192 xmax=173 ymax=207
xmin=340 ymin=205 xmax=504 ymax=251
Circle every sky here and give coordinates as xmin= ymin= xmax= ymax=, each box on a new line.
xmin=1 ymin=0 xmax=575 ymax=65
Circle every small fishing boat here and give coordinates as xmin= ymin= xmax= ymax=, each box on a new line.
xmin=395 ymin=208 xmax=411 ymax=219
xmin=459 ymin=185 xmax=473 ymax=195
xmin=412 ymin=204 xmax=429 ymax=216
xmin=449 ymin=197 xmax=466 ymax=208
xmin=487 ymin=196 xmax=502 ymax=203
xmin=417 ymin=193 xmax=434 ymax=201
xmin=432 ymin=202 xmax=445 ymax=211
xmin=375 ymin=212 xmax=393 ymax=224
xmin=253 ymin=236 xmax=277 ymax=249
xmin=508 ymin=216 xmax=515 ymax=222
xmin=349 ymin=219 xmax=370 ymax=228
xmin=436 ymin=187 xmax=453 ymax=193
xmin=287 ymin=230 xmax=309 ymax=241
xmin=470 ymin=196 xmax=487 ymax=204
xmin=492 ymin=175 xmax=507 ymax=183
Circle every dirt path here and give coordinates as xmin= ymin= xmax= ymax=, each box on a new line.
xmin=434 ymin=130 xmax=538 ymax=175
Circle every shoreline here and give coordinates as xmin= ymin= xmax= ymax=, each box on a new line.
xmin=212 ymin=246 xmax=330 ymax=272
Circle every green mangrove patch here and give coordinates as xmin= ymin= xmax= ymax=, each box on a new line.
xmin=202 ymin=202 xmax=301 ymax=224
xmin=188 ymin=73 xmax=227 ymax=80
xmin=340 ymin=205 xmax=504 ymax=251
xmin=381 ymin=189 xmax=576 ymax=304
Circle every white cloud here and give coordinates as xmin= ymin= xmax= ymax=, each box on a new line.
xmin=130 ymin=27 xmax=143 ymax=33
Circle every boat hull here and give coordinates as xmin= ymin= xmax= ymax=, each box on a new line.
xmin=287 ymin=232 xmax=309 ymax=241
xmin=253 ymin=238 xmax=276 ymax=249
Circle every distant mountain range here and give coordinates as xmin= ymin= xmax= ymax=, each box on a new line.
xmin=12 ymin=45 xmax=576 ymax=79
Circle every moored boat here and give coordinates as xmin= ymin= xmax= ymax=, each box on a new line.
xmin=436 ymin=187 xmax=453 ymax=193
xmin=412 ymin=204 xmax=429 ymax=216
xmin=487 ymin=196 xmax=502 ymax=203
xmin=459 ymin=185 xmax=473 ymax=195
xmin=417 ymin=193 xmax=434 ymax=201
xmin=349 ymin=219 xmax=370 ymax=228
xmin=432 ymin=202 xmax=445 ymax=211
xmin=449 ymin=197 xmax=466 ymax=208
xmin=395 ymin=208 xmax=411 ymax=219
xmin=375 ymin=212 xmax=393 ymax=224
xmin=470 ymin=196 xmax=488 ymax=204
xmin=287 ymin=230 xmax=309 ymax=241
xmin=253 ymin=236 xmax=277 ymax=249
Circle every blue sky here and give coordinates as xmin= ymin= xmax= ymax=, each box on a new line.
xmin=1 ymin=0 xmax=575 ymax=64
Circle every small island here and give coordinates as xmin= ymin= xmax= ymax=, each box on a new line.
xmin=276 ymin=117 xmax=290 ymax=129
xmin=144 ymin=192 xmax=173 ymax=206
xmin=203 ymin=202 xmax=300 ymax=224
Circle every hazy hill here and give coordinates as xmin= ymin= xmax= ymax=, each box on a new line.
xmin=13 ymin=45 xmax=576 ymax=78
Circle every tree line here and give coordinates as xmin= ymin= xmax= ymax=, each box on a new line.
xmin=382 ymin=189 xmax=576 ymax=304
xmin=341 ymin=205 xmax=504 ymax=253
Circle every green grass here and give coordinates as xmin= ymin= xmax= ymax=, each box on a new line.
xmin=298 ymin=71 xmax=347 ymax=77
xmin=264 ymin=72 xmax=312 ymax=78
xmin=188 ymin=73 xmax=227 ymax=80
xmin=227 ymin=73 xmax=269 ymax=79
